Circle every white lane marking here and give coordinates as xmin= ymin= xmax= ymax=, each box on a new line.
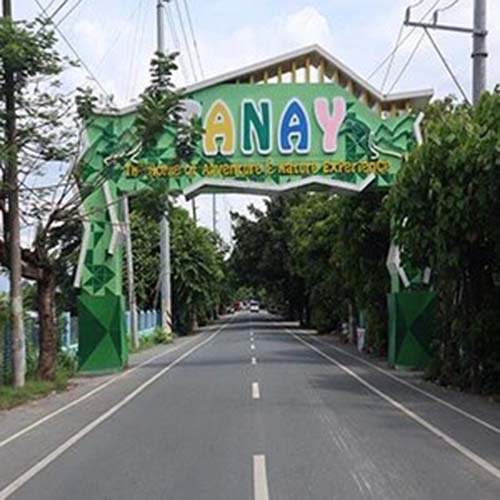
xmin=288 ymin=330 xmax=500 ymax=481
xmin=252 ymin=382 xmax=260 ymax=400
xmin=0 ymin=334 xmax=201 ymax=450
xmin=0 ymin=321 xmax=231 ymax=500
xmin=252 ymin=357 xmax=257 ymax=365
xmin=251 ymin=344 xmax=255 ymax=351
xmin=253 ymin=455 xmax=270 ymax=500
xmin=310 ymin=335 xmax=500 ymax=436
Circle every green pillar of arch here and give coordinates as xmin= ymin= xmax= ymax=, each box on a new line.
xmin=77 ymin=183 xmax=128 ymax=373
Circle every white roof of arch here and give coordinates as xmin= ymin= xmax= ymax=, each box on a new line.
xmin=98 ymin=44 xmax=433 ymax=116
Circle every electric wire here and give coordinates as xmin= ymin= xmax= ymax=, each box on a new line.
xmin=434 ymin=0 xmax=460 ymax=18
xmin=386 ymin=30 xmax=426 ymax=94
xmin=368 ymin=0 xmax=441 ymax=82
xmin=44 ymin=0 xmax=60 ymax=12
xmin=380 ymin=0 xmax=425 ymax=92
xmin=46 ymin=0 xmax=72 ymax=21
xmin=423 ymin=27 xmax=470 ymax=103
xmin=34 ymin=0 xmax=112 ymax=102
xmin=164 ymin=5 xmax=190 ymax=84
xmin=124 ymin=0 xmax=145 ymax=99
xmin=55 ymin=0 xmax=86 ymax=27
xmin=125 ymin=0 xmax=148 ymax=100
xmin=182 ymin=0 xmax=205 ymax=79
xmin=95 ymin=0 xmax=146 ymax=72
xmin=130 ymin=2 xmax=150 ymax=98
xmin=173 ymin=0 xmax=198 ymax=82
xmin=380 ymin=24 xmax=404 ymax=93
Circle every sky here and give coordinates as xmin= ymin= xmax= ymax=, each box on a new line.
xmin=14 ymin=0 xmax=500 ymax=246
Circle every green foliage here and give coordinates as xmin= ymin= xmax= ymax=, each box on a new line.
xmin=0 ymin=17 xmax=63 ymax=91
xmin=334 ymin=192 xmax=390 ymax=352
xmin=230 ymin=192 xmax=389 ymax=344
xmin=230 ymin=196 xmax=307 ymax=320
xmin=127 ymin=192 xmax=226 ymax=334
xmin=75 ymin=86 xmax=99 ymax=120
xmin=0 ymin=366 xmax=72 ymax=411
xmin=388 ymin=90 xmax=500 ymax=393
xmin=134 ymin=51 xmax=184 ymax=149
xmin=153 ymin=326 xmax=173 ymax=345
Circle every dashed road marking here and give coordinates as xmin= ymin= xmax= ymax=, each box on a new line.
xmin=252 ymin=382 xmax=260 ymax=400
xmin=253 ymin=455 xmax=270 ymax=500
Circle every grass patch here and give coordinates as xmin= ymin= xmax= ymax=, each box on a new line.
xmin=129 ymin=327 xmax=174 ymax=354
xmin=129 ymin=334 xmax=155 ymax=353
xmin=0 ymin=368 xmax=72 ymax=411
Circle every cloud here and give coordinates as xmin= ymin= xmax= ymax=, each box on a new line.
xmin=281 ymin=6 xmax=333 ymax=48
xmin=15 ymin=1 xmax=500 ymax=244
xmin=198 ymin=6 xmax=334 ymax=80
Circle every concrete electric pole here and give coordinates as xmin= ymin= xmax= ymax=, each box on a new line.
xmin=157 ymin=0 xmax=173 ymax=334
xmin=472 ymin=0 xmax=487 ymax=105
xmin=404 ymin=0 xmax=487 ymax=105
xmin=3 ymin=0 xmax=26 ymax=387
xmin=212 ymin=194 xmax=217 ymax=233
xmin=122 ymin=196 xmax=139 ymax=350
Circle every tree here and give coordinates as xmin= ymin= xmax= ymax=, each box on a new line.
xmin=334 ymin=191 xmax=390 ymax=353
xmin=0 ymin=16 xmax=84 ymax=382
xmin=289 ymin=194 xmax=347 ymax=333
xmin=230 ymin=195 xmax=308 ymax=321
xmin=128 ymin=192 xmax=226 ymax=334
xmin=388 ymin=91 xmax=500 ymax=393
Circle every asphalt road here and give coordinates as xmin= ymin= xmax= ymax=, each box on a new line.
xmin=1 ymin=312 xmax=500 ymax=500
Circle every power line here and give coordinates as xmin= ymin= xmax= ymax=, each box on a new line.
xmin=126 ymin=0 xmax=149 ymax=100
xmin=164 ymin=4 xmax=190 ymax=84
xmin=368 ymin=0 xmax=442 ymax=83
xmin=381 ymin=24 xmax=404 ymax=93
xmin=182 ymin=0 xmax=204 ymax=79
xmin=423 ymin=27 xmax=470 ymax=103
xmin=124 ymin=0 xmax=145 ymax=99
xmin=44 ymin=0 xmax=60 ymax=11
xmin=95 ymin=0 xmax=146 ymax=71
xmin=47 ymin=0 xmax=72 ymax=21
xmin=386 ymin=31 xmax=426 ymax=94
xmin=172 ymin=0 xmax=198 ymax=81
xmin=434 ymin=0 xmax=461 ymax=19
xmin=55 ymin=0 xmax=86 ymax=27
xmin=34 ymin=0 xmax=112 ymax=102
xmin=380 ymin=0 xmax=424 ymax=92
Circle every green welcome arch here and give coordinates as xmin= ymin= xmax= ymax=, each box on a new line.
xmin=75 ymin=45 xmax=434 ymax=373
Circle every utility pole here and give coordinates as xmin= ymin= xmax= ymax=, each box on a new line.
xmin=3 ymin=0 xmax=25 ymax=387
xmin=191 ymin=199 xmax=197 ymax=224
xmin=472 ymin=0 xmax=487 ymax=105
xmin=157 ymin=0 xmax=172 ymax=334
xmin=122 ymin=197 xmax=138 ymax=350
xmin=404 ymin=0 xmax=487 ymax=105
xmin=212 ymin=194 xmax=217 ymax=233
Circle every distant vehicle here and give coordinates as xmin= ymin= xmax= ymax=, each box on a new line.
xmin=250 ymin=300 xmax=260 ymax=313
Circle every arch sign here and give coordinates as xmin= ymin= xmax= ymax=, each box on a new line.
xmin=76 ymin=46 xmax=432 ymax=372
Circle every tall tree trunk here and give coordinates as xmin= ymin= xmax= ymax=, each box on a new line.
xmin=3 ymin=0 xmax=25 ymax=387
xmin=37 ymin=270 xmax=57 ymax=381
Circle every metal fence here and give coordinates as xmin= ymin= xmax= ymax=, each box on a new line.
xmin=1 ymin=309 xmax=160 ymax=382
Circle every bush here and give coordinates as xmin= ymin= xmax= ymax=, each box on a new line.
xmin=153 ymin=326 xmax=173 ymax=345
